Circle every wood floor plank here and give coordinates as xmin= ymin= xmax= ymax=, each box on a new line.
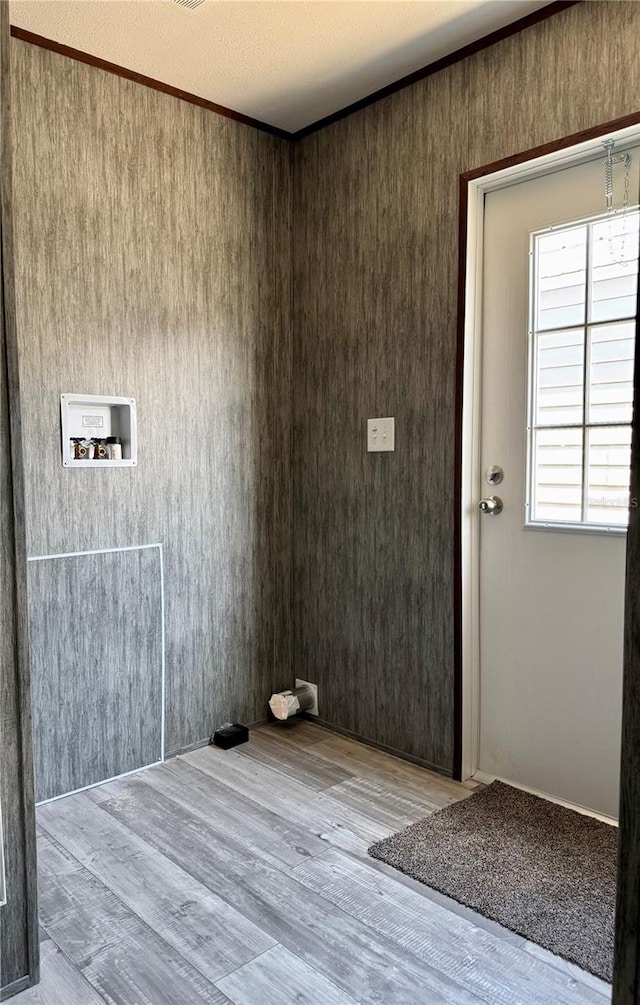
xmin=310 ymin=734 xmax=469 ymax=805
xmin=215 ymin=945 xmax=360 ymax=1005
xmin=181 ymin=746 xmax=389 ymax=852
xmin=9 ymin=938 xmax=106 ymax=1004
xmin=38 ymin=792 xmax=277 ymax=983
xmin=239 ymin=728 xmax=355 ymax=790
xmin=144 ymin=757 xmax=327 ymax=866
xmin=325 ymin=775 xmax=432 ymax=829
xmin=182 ymin=743 xmax=329 ymax=805
xmin=252 ymin=720 xmax=331 ymax=748
xmin=83 ymin=943 xmax=232 ymax=1005
xmin=36 ymin=830 xmax=232 ymax=1004
xmin=291 ymin=848 xmax=609 ymax=1005
xmin=98 ymin=775 xmax=487 ymax=1004
xmin=524 ymin=942 xmax=613 ymax=998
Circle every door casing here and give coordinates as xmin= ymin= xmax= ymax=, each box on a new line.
xmin=455 ymin=112 xmax=640 ymax=784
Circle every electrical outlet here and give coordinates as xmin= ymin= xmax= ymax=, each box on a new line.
xmin=367 ymin=416 xmax=395 ymax=452
xmin=295 ymin=678 xmax=319 ymax=716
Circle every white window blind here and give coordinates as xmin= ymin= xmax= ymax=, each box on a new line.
xmin=528 ymin=209 xmax=639 ymax=530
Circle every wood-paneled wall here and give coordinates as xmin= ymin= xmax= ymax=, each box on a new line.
xmin=29 ymin=548 xmax=163 ymax=802
xmin=9 ymin=40 xmax=292 ymax=769
xmin=9 ymin=0 xmax=640 ymax=798
xmin=292 ymin=0 xmax=640 ymax=773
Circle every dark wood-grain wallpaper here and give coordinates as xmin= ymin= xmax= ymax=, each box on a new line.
xmin=29 ymin=548 xmax=163 ymax=802
xmin=292 ymin=0 xmax=640 ymax=773
xmin=9 ymin=0 xmax=640 ymax=801
xmin=10 ymin=39 xmax=292 ymax=766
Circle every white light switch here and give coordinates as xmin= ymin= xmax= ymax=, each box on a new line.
xmin=367 ymin=417 xmax=395 ymax=452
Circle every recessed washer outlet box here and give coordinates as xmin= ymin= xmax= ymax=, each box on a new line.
xmin=295 ymin=678 xmax=319 ymax=717
xmin=61 ymin=393 xmax=137 ymax=467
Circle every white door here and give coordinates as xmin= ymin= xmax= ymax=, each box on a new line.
xmin=478 ymin=152 xmax=640 ymax=819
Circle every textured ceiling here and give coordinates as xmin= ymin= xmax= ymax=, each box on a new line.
xmin=10 ymin=1 xmax=551 ymax=132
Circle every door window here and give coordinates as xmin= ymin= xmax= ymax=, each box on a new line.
xmin=527 ymin=209 xmax=639 ymax=530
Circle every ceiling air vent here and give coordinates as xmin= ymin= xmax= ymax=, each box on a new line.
xmin=172 ymin=0 xmax=205 ymax=8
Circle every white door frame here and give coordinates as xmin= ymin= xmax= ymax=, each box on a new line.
xmin=459 ymin=118 xmax=640 ymax=782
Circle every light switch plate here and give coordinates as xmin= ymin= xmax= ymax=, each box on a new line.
xmin=367 ymin=416 xmax=395 ymax=452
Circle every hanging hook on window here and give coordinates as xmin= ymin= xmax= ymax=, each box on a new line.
xmin=602 ymin=138 xmax=632 ymax=265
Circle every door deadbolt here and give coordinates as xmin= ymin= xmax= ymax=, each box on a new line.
xmin=479 ymin=496 xmax=503 ymax=515
xmin=485 ymin=465 xmax=504 ymax=485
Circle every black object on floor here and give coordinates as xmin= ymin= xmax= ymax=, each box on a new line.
xmin=211 ymin=723 xmax=249 ymax=749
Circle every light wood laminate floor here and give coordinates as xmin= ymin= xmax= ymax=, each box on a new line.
xmin=14 ymin=721 xmax=611 ymax=1004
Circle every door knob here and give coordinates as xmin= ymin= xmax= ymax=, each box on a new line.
xmin=479 ymin=496 xmax=503 ymax=515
